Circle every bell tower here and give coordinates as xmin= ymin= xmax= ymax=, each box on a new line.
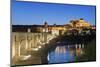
xmin=44 ymin=21 xmax=48 ymax=32
xmin=44 ymin=21 xmax=48 ymax=28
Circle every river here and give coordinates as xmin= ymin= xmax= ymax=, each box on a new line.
xmin=47 ymin=44 xmax=85 ymax=64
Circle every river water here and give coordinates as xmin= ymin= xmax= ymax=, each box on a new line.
xmin=48 ymin=44 xmax=84 ymax=64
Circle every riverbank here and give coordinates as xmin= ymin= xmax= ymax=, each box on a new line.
xmin=75 ymin=39 xmax=96 ymax=62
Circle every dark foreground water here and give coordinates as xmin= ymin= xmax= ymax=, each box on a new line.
xmin=48 ymin=44 xmax=84 ymax=64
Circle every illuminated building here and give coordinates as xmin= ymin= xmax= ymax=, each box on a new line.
xmin=70 ymin=18 xmax=91 ymax=28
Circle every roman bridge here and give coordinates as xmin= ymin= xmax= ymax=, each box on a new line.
xmin=12 ymin=32 xmax=85 ymax=63
xmin=12 ymin=32 xmax=57 ymax=61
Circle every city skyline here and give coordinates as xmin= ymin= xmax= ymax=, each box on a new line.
xmin=12 ymin=1 xmax=96 ymax=25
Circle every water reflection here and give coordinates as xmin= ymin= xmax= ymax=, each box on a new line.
xmin=48 ymin=44 xmax=84 ymax=64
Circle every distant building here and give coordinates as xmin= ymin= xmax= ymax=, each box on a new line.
xmin=70 ymin=18 xmax=91 ymax=28
xmin=12 ymin=18 xmax=93 ymax=35
xmin=12 ymin=22 xmax=67 ymax=35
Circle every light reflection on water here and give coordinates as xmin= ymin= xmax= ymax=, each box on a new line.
xmin=48 ymin=44 xmax=84 ymax=64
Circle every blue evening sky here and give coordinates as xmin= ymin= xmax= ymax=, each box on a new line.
xmin=12 ymin=0 xmax=96 ymax=25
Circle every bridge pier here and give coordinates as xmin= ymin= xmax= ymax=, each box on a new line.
xmin=82 ymin=44 xmax=84 ymax=48
xmin=75 ymin=44 xmax=78 ymax=49
xmin=13 ymin=41 xmax=21 ymax=62
xmin=79 ymin=44 xmax=81 ymax=49
xmin=25 ymin=34 xmax=28 ymax=49
xmin=18 ymin=42 xmax=21 ymax=57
